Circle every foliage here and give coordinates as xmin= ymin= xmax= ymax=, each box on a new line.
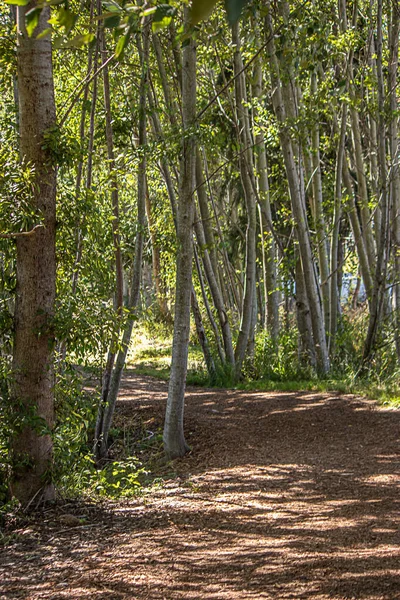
xmin=0 ymin=150 xmax=39 ymax=235
xmin=58 ymin=453 xmax=145 ymax=498
xmin=251 ymin=328 xmax=313 ymax=382
xmin=191 ymin=0 xmax=250 ymax=25
xmin=0 ymin=359 xmax=12 ymax=507
xmin=2 ymin=0 xmax=400 ymax=504
xmin=53 ymin=365 xmax=146 ymax=498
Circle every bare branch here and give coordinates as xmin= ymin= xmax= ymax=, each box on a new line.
xmin=0 ymin=224 xmax=44 ymax=239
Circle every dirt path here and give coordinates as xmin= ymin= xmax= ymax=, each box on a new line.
xmin=1 ymin=373 xmax=399 ymax=599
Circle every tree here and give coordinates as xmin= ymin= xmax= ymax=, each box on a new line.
xmin=163 ymin=8 xmax=197 ymax=459
xmin=11 ymin=3 xmax=57 ymax=503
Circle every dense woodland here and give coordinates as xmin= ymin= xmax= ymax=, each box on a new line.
xmin=0 ymin=0 xmax=400 ymax=506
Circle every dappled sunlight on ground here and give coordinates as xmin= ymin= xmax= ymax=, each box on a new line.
xmin=1 ymin=373 xmax=399 ymax=599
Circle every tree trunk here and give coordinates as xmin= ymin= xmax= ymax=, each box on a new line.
xmin=343 ymin=158 xmax=374 ymax=300
xmin=11 ymin=4 xmax=56 ymax=504
xmin=296 ymin=257 xmax=317 ymax=369
xmin=310 ymin=70 xmax=330 ymax=332
xmin=330 ymin=105 xmax=347 ymax=353
xmin=265 ymin=3 xmax=329 ymax=374
xmin=252 ymin=23 xmax=279 ymax=340
xmin=163 ymin=12 xmax=196 ymax=459
xmin=362 ymin=0 xmax=390 ymax=369
xmin=231 ymin=22 xmax=257 ymax=378
xmin=93 ymin=20 xmax=150 ymax=461
xmin=144 ymin=185 xmax=170 ymax=321
xmin=388 ymin=0 xmax=400 ymax=361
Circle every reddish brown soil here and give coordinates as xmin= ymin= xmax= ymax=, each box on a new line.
xmin=1 ymin=372 xmax=399 ymax=599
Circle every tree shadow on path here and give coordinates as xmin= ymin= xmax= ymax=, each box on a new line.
xmin=1 ymin=373 xmax=399 ymax=599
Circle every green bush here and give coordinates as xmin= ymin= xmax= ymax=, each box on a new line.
xmin=251 ymin=328 xmax=313 ymax=382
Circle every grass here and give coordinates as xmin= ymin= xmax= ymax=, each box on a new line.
xmin=237 ymin=377 xmax=400 ymax=406
xmin=128 ymin=325 xmax=208 ymax=385
xmin=125 ymin=324 xmax=400 ymax=408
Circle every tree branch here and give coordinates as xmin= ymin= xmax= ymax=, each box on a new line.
xmin=0 ymin=224 xmax=44 ymax=239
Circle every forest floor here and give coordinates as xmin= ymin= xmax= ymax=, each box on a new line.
xmin=1 ymin=372 xmax=400 ymax=599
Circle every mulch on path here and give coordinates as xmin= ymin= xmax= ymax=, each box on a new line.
xmin=1 ymin=372 xmax=399 ymax=599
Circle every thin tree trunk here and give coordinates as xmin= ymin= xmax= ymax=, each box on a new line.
xmin=144 ymin=184 xmax=170 ymax=321
xmin=194 ymin=245 xmax=225 ymax=363
xmin=310 ymin=69 xmax=330 ymax=331
xmin=362 ymin=0 xmax=390 ymax=369
xmin=11 ymin=4 xmax=56 ymax=503
xmin=231 ymin=22 xmax=257 ymax=378
xmin=388 ymin=0 xmax=400 ymax=361
xmin=163 ymin=12 xmax=196 ymax=458
xmin=349 ymin=107 xmax=376 ymax=274
xmin=195 ymin=149 xmax=221 ymax=298
xmin=193 ymin=208 xmax=235 ymax=365
xmin=96 ymin=12 xmax=124 ymax=426
xmin=330 ymin=105 xmax=347 ymax=353
xmin=191 ymin=287 xmax=216 ymax=379
xmin=295 ymin=257 xmax=317 ymax=369
xmin=265 ymin=3 xmax=329 ymax=374
xmin=94 ymin=19 xmax=150 ymax=460
xmin=252 ymin=22 xmax=279 ymax=339
xmin=343 ymin=159 xmax=374 ymax=300
xmin=71 ymin=6 xmax=99 ymax=297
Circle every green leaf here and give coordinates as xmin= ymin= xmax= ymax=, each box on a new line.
xmin=36 ymin=27 xmax=53 ymax=39
xmin=153 ymin=4 xmax=176 ymax=22
xmin=142 ymin=7 xmax=156 ymax=16
xmin=115 ymin=32 xmax=130 ymax=60
xmin=64 ymin=33 xmax=96 ymax=48
xmin=57 ymin=6 xmax=78 ymax=34
xmin=152 ymin=4 xmax=176 ymax=32
xmin=103 ymin=1 xmax=121 ymax=13
xmin=224 ymin=0 xmax=250 ymax=25
xmin=5 ymin=0 xmax=29 ymax=6
xmin=104 ymin=14 xmax=121 ymax=29
xmin=190 ymin=0 xmax=218 ymax=25
xmin=26 ymin=7 xmax=42 ymax=37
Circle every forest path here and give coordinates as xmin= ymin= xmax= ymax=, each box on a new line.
xmin=1 ymin=373 xmax=400 ymax=599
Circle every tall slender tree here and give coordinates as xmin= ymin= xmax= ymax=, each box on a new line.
xmin=163 ymin=9 xmax=197 ymax=458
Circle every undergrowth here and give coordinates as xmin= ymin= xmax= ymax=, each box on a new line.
xmin=2 ymin=309 xmax=400 ymax=517
xmin=130 ymin=315 xmax=400 ymax=408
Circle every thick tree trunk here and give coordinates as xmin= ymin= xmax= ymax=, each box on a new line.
xmin=163 ymin=13 xmax=196 ymax=459
xmin=11 ymin=4 xmax=56 ymax=504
